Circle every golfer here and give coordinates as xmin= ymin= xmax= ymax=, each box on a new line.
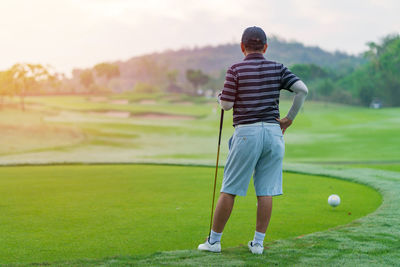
xmin=198 ymin=26 xmax=308 ymax=254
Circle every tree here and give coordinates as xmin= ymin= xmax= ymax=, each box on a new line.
xmin=0 ymin=70 xmax=14 ymax=108
xmin=165 ymin=69 xmax=183 ymax=93
xmin=167 ymin=69 xmax=178 ymax=85
xmin=338 ymin=34 xmax=400 ymax=106
xmin=79 ymin=70 xmax=94 ymax=89
xmin=364 ymin=34 xmax=399 ymax=62
xmin=290 ymin=64 xmax=332 ymax=84
xmin=186 ymin=69 xmax=209 ymax=94
xmin=315 ymin=79 xmax=335 ymax=97
xmin=88 ymin=84 xmax=111 ymax=94
xmin=136 ymin=56 xmax=168 ymax=86
xmin=9 ymin=63 xmax=53 ymax=111
xmin=133 ymin=82 xmax=160 ymax=94
xmin=94 ymin=62 xmax=120 ymax=85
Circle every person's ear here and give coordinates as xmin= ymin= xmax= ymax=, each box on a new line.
xmin=262 ymin=43 xmax=268 ymax=53
xmin=241 ymin=42 xmax=246 ymax=54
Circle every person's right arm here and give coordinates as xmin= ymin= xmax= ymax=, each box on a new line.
xmin=217 ymin=93 xmax=234 ymax=110
xmin=217 ymin=66 xmax=237 ymax=110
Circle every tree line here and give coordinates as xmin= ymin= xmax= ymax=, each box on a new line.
xmin=0 ymin=62 xmax=122 ymax=110
xmin=289 ymin=34 xmax=400 ymax=107
xmin=0 ymin=64 xmax=56 ymax=110
xmin=0 ymin=34 xmax=399 ymax=109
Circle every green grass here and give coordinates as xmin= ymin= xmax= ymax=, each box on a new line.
xmin=30 ymin=164 xmax=396 ymax=267
xmin=0 ymin=94 xmax=398 ymax=265
xmin=348 ymin=164 xmax=400 ymax=172
xmin=0 ymin=109 xmax=85 ymax=156
xmin=1 ymin=95 xmax=399 ymax=165
xmin=0 ymin=164 xmax=381 ymax=264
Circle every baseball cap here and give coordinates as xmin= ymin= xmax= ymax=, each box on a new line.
xmin=241 ymin=26 xmax=267 ymax=45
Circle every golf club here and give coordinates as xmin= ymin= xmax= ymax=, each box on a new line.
xmin=209 ymin=108 xmax=224 ymax=236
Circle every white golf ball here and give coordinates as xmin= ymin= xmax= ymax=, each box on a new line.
xmin=328 ymin=194 xmax=341 ymax=207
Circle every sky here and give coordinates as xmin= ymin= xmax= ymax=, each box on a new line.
xmin=0 ymin=0 xmax=399 ymax=76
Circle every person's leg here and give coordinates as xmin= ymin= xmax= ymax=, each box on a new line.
xmin=246 ymin=195 xmax=272 ymax=254
xmin=250 ymin=124 xmax=284 ymax=250
xmin=212 ymin=126 xmax=261 ymax=236
xmin=256 ymin=196 xmax=272 ymax=233
xmin=212 ymin=192 xmax=236 ymax=233
xmin=199 ymin=126 xmax=261 ymax=251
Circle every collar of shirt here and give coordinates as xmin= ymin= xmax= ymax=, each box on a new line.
xmin=244 ymin=53 xmax=265 ymax=60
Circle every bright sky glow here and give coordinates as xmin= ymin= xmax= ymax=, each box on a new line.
xmin=0 ymin=0 xmax=399 ymax=75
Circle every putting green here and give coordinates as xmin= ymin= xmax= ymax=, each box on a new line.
xmin=0 ymin=164 xmax=381 ymax=264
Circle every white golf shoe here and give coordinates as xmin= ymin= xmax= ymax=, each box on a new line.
xmin=248 ymin=241 xmax=264 ymax=254
xmin=198 ymin=238 xmax=221 ymax=253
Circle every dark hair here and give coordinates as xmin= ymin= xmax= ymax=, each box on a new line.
xmin=244 ymin=42 xmax=265 ymax=52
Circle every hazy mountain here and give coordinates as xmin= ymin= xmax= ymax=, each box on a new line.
xmin=124 ymin=36 xmax=363 ymax=72
xmin=74 ymin=36 xmax=365 ymax=91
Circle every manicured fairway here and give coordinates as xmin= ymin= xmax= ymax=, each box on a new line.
xmin=0 ymin=95 xmax=399 ymax=165
xmin=0 ymin=164 xmax=381 ymax=264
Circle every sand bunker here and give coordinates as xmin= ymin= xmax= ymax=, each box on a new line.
xmin=106 ymin=111 xmax=131 ymax=118
xmin=89 ymin=96 xmax=108 ymax=102
xmin=89 ymin=111 xmax=130 ymax=118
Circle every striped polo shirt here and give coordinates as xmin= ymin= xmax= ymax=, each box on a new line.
xmin=220 ymin=53 xmax=300 ymax=126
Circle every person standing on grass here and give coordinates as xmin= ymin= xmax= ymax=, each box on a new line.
xmin=198 ymin=26 xmax=308 ymax=254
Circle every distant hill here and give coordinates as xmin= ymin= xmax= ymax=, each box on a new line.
xmin=128 ymin=36 xmax=364 ymax=75
xmin=73 ymin=36 xmax=365 ymax=92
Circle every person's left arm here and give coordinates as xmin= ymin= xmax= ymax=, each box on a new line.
xmin=276 ymin=80 xmax=308 ymax=133
xmin=277 ymin=64 xmax=308 ymax=133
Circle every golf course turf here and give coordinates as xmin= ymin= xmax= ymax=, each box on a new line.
xmin=0 ymin=94 xmax=398 ymax=265
xmin=1 ymin=95 xmax=399 ymax=165
xmin=0 ymin=164 xmax=381 ymax=264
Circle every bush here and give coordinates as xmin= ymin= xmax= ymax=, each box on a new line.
xmin=88 ymin=84 xmax=111 ymax=94
xmin=330 ymin=89 xmax=356 ymax=105
xmin=133 ymin=82 xmax=160 ymax=94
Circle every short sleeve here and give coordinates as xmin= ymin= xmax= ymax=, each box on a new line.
xmin=220 ymin=66 xmax=237 ymax=102
xmin=280 ymin=64 xmax=300 ymax=92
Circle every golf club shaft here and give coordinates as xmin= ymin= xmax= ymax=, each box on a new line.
xmin=209 ymin=109 xmax=224 ymax=235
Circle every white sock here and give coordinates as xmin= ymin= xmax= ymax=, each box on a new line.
xmin=209 ymin=230 xmax=222 ymax=244
xmin=253 ymin=231 xmax=265 ymax=246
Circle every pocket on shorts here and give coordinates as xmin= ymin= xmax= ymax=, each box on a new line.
xmin=234 ymin=126 xmax=256 ymax=137
xmin=232 ymin=128 xmax=257 ymax=150
xmin=271 ymin=132 xmax=285 ymax=159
